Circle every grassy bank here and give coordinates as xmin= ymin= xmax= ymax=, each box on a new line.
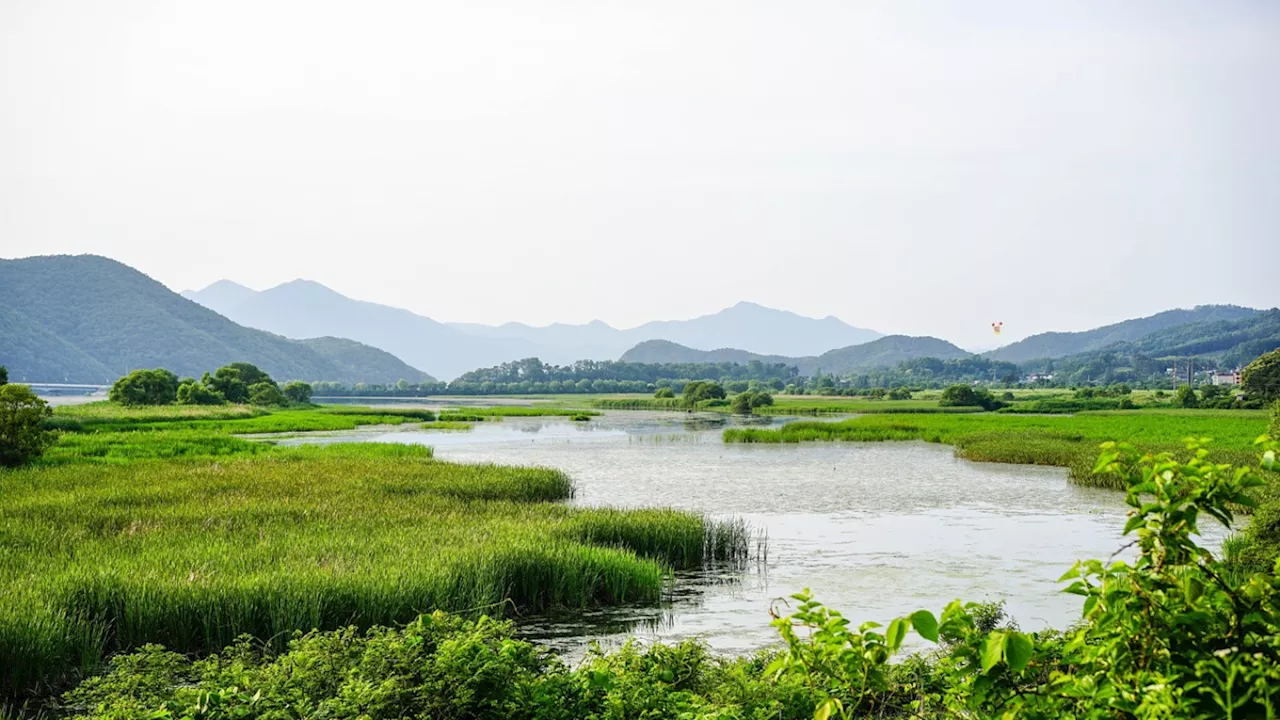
xmin=48 ymin=403 xmax=438 ymax=433
xmin=724 ymin=409 xmax=1270 ymax=487
xmin=0 ymin=402 xmax=750 ymax=697
xmin=437 ymin=406 xmax=602 ymax=421
xmin=0 ymin=443 xmax=750 ymax=695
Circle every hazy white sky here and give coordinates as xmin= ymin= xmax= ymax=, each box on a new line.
xmin=3 ymin=1 xmax=1277 ymax=348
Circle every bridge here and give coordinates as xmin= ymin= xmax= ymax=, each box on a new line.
xmin=23 ymin=382 xmax=110 ymax=395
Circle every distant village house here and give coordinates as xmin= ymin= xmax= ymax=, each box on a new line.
xmin=1210 ymin=370 xmax=1241 ymax=386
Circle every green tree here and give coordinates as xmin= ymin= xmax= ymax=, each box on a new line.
xmin=224 ymin=362 xmax=275 ymax=388
xmin=203 ymin=367 xmax=251 ymax=403
xmin=730 ymin=393 xmax=754 ymax=414
xmin=1243 ymin=349 xmax=1280 ymax=401
xmin=938 ymin=384 xmax=1005 ymax=411
xmin=0 ymin=365 xmax=7 ymax=385
xmin=248 ymin=382 xmax=287 ymax=406
xmin=654 ymin=387 xmax=675 ymax=399
xmin=1175 ymin=384 xmax=1199 ymax=408
xmin=109 ymin=368 xmax=179 ymax=406
xmin=683 ymin=381 xmax=726 ymax=405
xmin=283 ymin=381 xmax=313 ymax=404
xmin=176 ymin=378 xmax=225 ymax=405
xmin=0 ymin=384 xmax=54 ymax=467
xmin=888 ymin=387 xmax=912 ymax=400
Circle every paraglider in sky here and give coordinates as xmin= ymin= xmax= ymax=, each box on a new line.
xmin=992 ymin=321 xmax=1004 ymax=335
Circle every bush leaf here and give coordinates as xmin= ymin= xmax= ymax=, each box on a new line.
xmin=981 ymin=631 xmax=1006 ymax=673
xmin=1004 ymin=631 xmax=1033 ymax=671
xmin=909 ymin=610 xmax=939 ymax=643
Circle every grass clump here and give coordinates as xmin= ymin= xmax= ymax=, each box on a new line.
xmin=448 ymin=406 xmax=600 ymax=417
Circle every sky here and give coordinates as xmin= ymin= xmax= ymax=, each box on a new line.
xmin=2 ymin=1 xmax=1278 ymax=349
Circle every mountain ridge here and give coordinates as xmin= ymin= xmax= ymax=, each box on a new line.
xmin=183 ymin=281 xmax=883 ymax=378
xmin=984 ymin=305 xmax=1261 ymax=363
xmin=620 ymin=334 xmax=972 ymax=376
xmin=0 ymin=255 xmax=434 ymax=384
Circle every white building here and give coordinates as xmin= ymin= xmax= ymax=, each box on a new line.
xmin=1210 ymin=370 xmax=1241 ymax=386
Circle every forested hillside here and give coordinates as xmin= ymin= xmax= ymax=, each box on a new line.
xmin=621 ymin=335 xmax=971 ymax=376
xmin=0 ymin=255 xmax=433 ymax=384
xmin=1022 ymin=309 xmax=1280 ymax=385
xmin=986 ymin=305 xmax=1259 ymax=363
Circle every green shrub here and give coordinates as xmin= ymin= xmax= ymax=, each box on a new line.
xmin=1175 ymin=384 xmax=1199 ymax=408
xmin=175 ymin=378 xmax=224 ymax=405
xmin=682 ymin=380 xmax=726 ymax=404
xmin=282 ymin=380 xmax=313 ymax=404
xmin=248 ymin=382 xmax=286 ymax=406
xmin=654 ymin=386 xmax=675 ymax=399
xmin=1243 ymin=348 xmax=1280 ymax=401
xmin=109 ymin=368 xmax=179 ymax=406
xmin=938 ymin=384 xmax=1004 ymax=411
xmin=0 ymin=384 xmax=54 ymax=467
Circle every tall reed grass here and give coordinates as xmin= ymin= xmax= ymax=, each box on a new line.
xmin=0 ymin=444 xmax=751 ymax=695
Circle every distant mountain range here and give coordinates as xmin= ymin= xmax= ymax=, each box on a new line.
xmin=984 ymin=306 xmax=1260 ymax=363
xmin=4 ymin=255 xmax=1273 ymax=387
xmin=620 ymin=335 xmax=971 ymax=376
xmin=0 ymin=256 xmax=433 ymax=384
xmin=618 ymin=307 xmax=1280 ymax=380
xmin=182 ymin=281 xmax=882 ymax=379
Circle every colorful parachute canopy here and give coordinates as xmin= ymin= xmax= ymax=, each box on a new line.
xmin=992 ymin=321 xmax=1004 ymax=335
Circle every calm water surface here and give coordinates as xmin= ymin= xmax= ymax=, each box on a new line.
xmin=282 ymin=410 xmax=1215 ymax=654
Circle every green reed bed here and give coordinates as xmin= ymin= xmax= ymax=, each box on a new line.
xmin=724 ymin=410 xmax=1270 ymax=488
xmin=311 ymin=406 xmax=439 ymax=420
xmin=0 ymin=444 xmax=750 ymax=695
xmin=79 ymin=409 xmax=440 ymax=435
xmin=46 ymin=402 xmax=266 ymax=431
xmin=761 ymin=398 xmax=967 ymax=415
xmin=40 ymin=429 xmax=273 ymax=465
xmin=436 ymin=406 xmax=601 ymax=418
xmin=592 ymin=398 xmax=687 ymax=411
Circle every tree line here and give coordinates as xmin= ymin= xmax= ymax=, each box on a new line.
xmin=109 ymin=362 xmax=314 ymax=407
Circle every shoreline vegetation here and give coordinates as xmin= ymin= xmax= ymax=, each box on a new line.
xmin=0 ymin=396 xmax=752 ymax=698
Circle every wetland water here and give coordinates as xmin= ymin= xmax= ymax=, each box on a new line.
xmin=281 ymin=409 xmax=1221 ymax=654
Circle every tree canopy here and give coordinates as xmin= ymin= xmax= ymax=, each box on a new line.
xmin=109 ymin=368 xmax=180 ymax=406
xmin=938 ymin=384 xmax=1005 ymax=411
xmin=0 ymin=384 xmax=54 ymax=467
xmin=283 ymin=380 xmax=313 ymax=404
xmin=1243 ymin=349 xmax=1280 ymax=401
